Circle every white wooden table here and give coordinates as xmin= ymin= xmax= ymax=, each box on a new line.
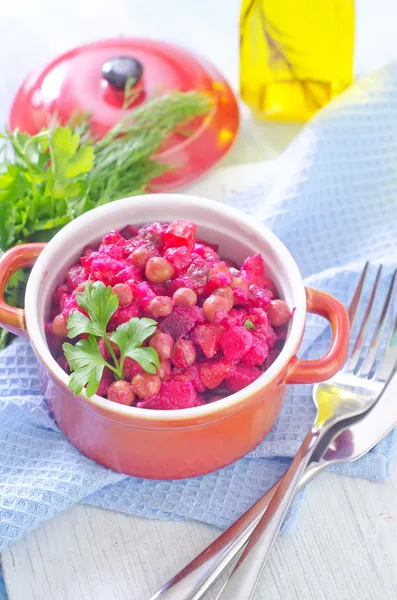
xmin=2 ymin=0 xmax=397 ymax=598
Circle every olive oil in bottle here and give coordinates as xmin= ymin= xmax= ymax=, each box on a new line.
xmin=240 ymin=0 xmax=355 ymax=121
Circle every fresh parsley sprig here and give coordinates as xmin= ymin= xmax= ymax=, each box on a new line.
xmin=62 ymin=281 xmax=159 ymax=398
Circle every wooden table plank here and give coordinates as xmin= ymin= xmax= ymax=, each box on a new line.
xmin=3 ymin=469 xmax=397 ymax=599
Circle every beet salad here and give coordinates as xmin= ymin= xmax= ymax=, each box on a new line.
xmin=46 ymin=220 xmax=291 ymax=409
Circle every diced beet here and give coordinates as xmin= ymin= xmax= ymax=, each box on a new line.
xmin=101 ymin=230 xmax=126 ymax=246
xmin=123 ymin=238 xmax=160 ymax=259
xmin=138 ymin=222 xmax=168 ymax=248
xmin=66 ymin=264 xmax=86 ymax=291
xmin=137 ymin=381 xmax=197 ymax=409
xmin=249 ymin=309 xmax=277 ymax=349
xmin=191 ymin=324 xmax=224 ymax=358
xmin=81 ymin=252 xmax=96 ymax=275
xmin=134 ymin=282 xmax=156 ymax=309
xmin=263 ymin=277 xmax=278 ymax=297
xmin=122 ymin=357 xmax=144 ymax=380
xmin=240 ymin=254 xmax=267 ymax=287
xmin=171 ymin=364 xmax=205 ymax=392
xmin=119 ymin=225 xmax=139 ymax=239
xmin=193 ymin=243 xmax=220 ymax=265
xmin=256 ymin=327 xmax=277 ymax=349
xmin=172 ymin=339 xmax=196 ymax=368
xmin=90 ymin=256 xmax=126 ymax=286
xmin=219 ymin=326 xmax=253 ymax=362
xmin=199 ymin=359 xmax=232 ymax=390
xmin=241 ymin=333 xmax=269 ymax=366
xmin=160 ymin=307 xmax=199 ymax=340
xmin=150 ymin=282 xmax=168 ymax=296
xmin=59 ymin=293 xmax=70 ymax=312
xmin=248 ymin=284 xmax=272 ymax=309
xmin=163 ymin=246 xmax=192 ymax=274
xmin=189 ymin=305 xmax=205 ymax=324
xmin=223 ymin=308 xmax=248 ymax=328
xmin=225 ymin=365 xmax=262 ymax=392
xmin=164 ymin=220 xmax=197 ymax=252
xmin=112 ymin=265 xmax=142 ymax=285
xmin=232 ymin=285 xmax=249 ymax=305
xmin=96 ymin=367 xmax=115 ymax=397
xmin=108 ymin=302 xmax=141 ymax=330
xmin=61 ymin=293 xmax=80 ymax=318
xmin=204 ymin=264 xmax=233 ymax=295
xmin=248 ymin=308 xmax=269 ymax=326
xmin=186 ymin=255 xmax=210 ymax=293
xmin=166 ymin=276 xmax=195 ymax=296
xmin=98 ymin=244 xmax=124 ymax=261
xmin=51 ymin=283 xmax=70 ymax=308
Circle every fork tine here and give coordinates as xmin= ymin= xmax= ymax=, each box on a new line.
xmin=374 ymin=308 xmax=397 ymax=381
xmin=344 ymin=264 xmax=383 ymax=373
xmin=358 ymin=268 xmax=397 ymax=377
xmin=348 ymin=261 xmax=369 ymax=327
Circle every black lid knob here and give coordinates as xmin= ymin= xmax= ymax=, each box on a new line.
xmin=101 ymin=56 xmax=144 ymax=90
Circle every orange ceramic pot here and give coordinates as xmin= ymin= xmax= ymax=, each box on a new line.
xmin=0 ymin=195 xmax=349 ymax=479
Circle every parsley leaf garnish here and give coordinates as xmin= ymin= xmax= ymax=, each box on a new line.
xmin=62 ymin=281 xmax=159 ymax=397
xmin=110 ymin=319 xmax=159 ymax=375
xmin=67 ymin=281 xmax=119 ymax=338
xmin=63 ymin=336 xmax=108 ymax=397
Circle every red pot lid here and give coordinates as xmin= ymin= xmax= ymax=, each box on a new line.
xmin=9 ymin=38 xmax=239 ymax=192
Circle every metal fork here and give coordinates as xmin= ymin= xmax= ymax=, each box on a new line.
xmin=215 ymin=263 xmax=397 ymax=599
xmin=151 ymin=263 xmax=397 ymax=600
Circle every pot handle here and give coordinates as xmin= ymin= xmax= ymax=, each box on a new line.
xmin=285 ymin=287 xmax=350 ymax=384
xmin=0 ymin=243 xmax=46 ymax=337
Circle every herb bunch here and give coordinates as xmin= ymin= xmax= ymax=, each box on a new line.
xmin=0 ymin=90 xmax=211 ymax=349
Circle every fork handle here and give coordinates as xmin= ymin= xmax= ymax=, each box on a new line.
xmin=149 ymin=457 xmax=326 ymax=600
xmin=215 ymin=429 xmax=318 ymax=600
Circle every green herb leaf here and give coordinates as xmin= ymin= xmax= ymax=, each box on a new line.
xmin=51 ymin=127 xmax=94 ymax=181
xmin=64 ymin=145 xmax=94 ymax=179
xmin=244 ymin=319 xmax=255 ymax=330
xmin=110 ymin=318 xmax=158 ymax=357
xmin=66 ymin=311 xmax=93 ymax=339
xmin=126 ymin=347 xmax=160 ymax=374
xmin=64 ymin=283 xmax=159 ymax=395
xmin=0 ymin=165 xmax=31 ymax=204
xmin=63 ymin=336 xmax=108 ymax=397
xmin=74 ymin=281 xmax=119 ymax=337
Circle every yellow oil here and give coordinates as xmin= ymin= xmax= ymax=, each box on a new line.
xmin=240 ymin=0 xmax=355 ymax=122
